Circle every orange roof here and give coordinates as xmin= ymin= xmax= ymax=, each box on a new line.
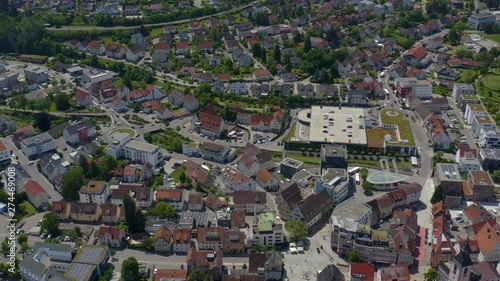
xmin=426 ymin=115 xmax=446 ymax=140
xmin=173 ymin=228 xmax=190 ymax=244
xmin=176 ymin=42 xmax=189 ymax=49
xmin=0 ymin=140 xmax=7 ymax=151
xmin=254 ymin=69 xmax=271 ymax=76
xmin=123 ymin=165 xmax=136 ymax=177
xmin=24 ymin=179 xmax=46 ymax=198
xmin=404 ymin=46 xmax=427 ymax=60
xmin=350 ymin=263 xmax=375 ymax=281
xmin=155 ymin=43 xmax=170 ymax=50
xmin=98 ymin=226 xmax=123 ymax=240
xmin=255 ymin=167 xmax=274 ymax=184
xmin=76 ymin=90 xmax=89 ymax=100
xmin=198 ymin=41 xmax=213 ymax=49
xmin=16 ymin=124 xmax=34 ymax=134
xmin=198 ymin=111 xmax=223 ymax=133
xmin=197 ymin=227 xmax=224 ymax=243
xmin=156 ymin=189 xmax=183 ymax=201
xmin=475 ymin=223 xmax=500 ymax=255
xmin=154 ymin=225 xmax=172 ymax=241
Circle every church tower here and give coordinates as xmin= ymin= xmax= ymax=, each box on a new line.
xmin=447 ymin=238 xmax=473 ymax=281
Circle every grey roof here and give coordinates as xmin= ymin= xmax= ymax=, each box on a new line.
xmin=317 ymin=264 xmax=344 ymax=281
xmin=22 ymin=132 xmax=54 ymax=147
xmin=64 ymin=119 xmax=94 ymax=136
xmin=40 ymin=154 xmax=63 ymax=175
xmin=322 ymin=145 xmax=347 ymax=158
xmin=453 ymin=240 xmax=472 ymax=267
xmin=20 ymin=242 xmax=73 ymax=278
xmin=281 ymin=157 xmax=303 ymax=168
xmin=178 ymin=210 xmax=209 ymax=226
xmin=73 ymin=245 xmax=108 ymax=265
xmin=480 ymin=148 xmax=500 ymax=160
xmin=331 ymin=197 xmax=371 ymax=221
xmin=64 ymin=263 xmax=96 ymax=281
xmin=124 ymin=140 xmax=159 ymax=153
xmin=46 ymin=269 xmax=72 ymax=281
xmin=435 ymin=163 xmax=461 ymax=182
xmin=298 ymin=190 xmax=332 ymax=222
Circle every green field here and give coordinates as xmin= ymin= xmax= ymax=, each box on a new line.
xmin=349 ymin=158 xmax=381 ymax=167
xmin=170 ymin=166 xmax=186 ymax=182
xmin=458 ymin=69 xmax=480 ymax=84
xmin=112 ymin=128 xmax=136 ymax=137
xmin=286 ymin=152 xmax=320 ymax=164
xmin=380 ymin=109 xmax=415 ymax=146
xmin=476 ymin=69 xmax=500 ymax=123
xmin=20 ymin=201 xmax=38 ymax=217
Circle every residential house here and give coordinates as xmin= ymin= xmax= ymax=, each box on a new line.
xmin=463 ymin=171 xmax=494 ymax=201
xmin=289 ymin=190 xmax=332 ymax=229
xmin=183 ymin=160 xmax=213 ymax=188
xmin=97 ymin=226 xmax=126 ymax=248
xmin=63 ymin=119 xmax=96 ymax=145
xmin=69 ymin=202 xmax=101 ymax=222
xmin=186 ymin=248 xmax=223 ymax=281
xmin=40 ymin=153 xmax=68 ymax=192
xmin=232 ymin=191 xmax=267 ymax=214
xmin=224 ymin=230 xmax=245 ymax=254
xmin=126 ymin=45 xmax=145 ymax=62
xmin=176 ymin=42 xmax=189 ymax=55
xmin=253 ymin=70 xmax=271 ymax=81
xmin=101 ymin=203 xmax=125 ymax=224
xmin=200 ymin=142 xmax=234 ymax=164
xmin=111 ymin=96 xmax=128 ymax=113
xmin=255 ymin=168 xmax=278 ymax=191
xmin=106 ymin=44 xmax=126 ymax=59
xmin=425 ymin=114 xmax=451 ymax=150
xmin=198 ymin=42 xmax=214 ymax=53
xmin=24 ymin=180 xmax=48 ymax=209
xmin=75 ymin=90 xmax=92 ymax=107
xmin=79 ymin=180 xmax=109 ymax=205
xmin=248 ymin=251 xmax=283 ymax=280
xmin=88 ymin=41 xmax=106 ymax=55
xmin=191 ymin=105 xmax=227 ymax=138
xmin=154 ymin=225 xmax=172 ymax=252
xmin=221 ymin=166 xmax=255 ymax=191
xmin=173 ymin=228 xmax=191 ymax=253
xmin=183 ymin=95 xmax=199 ymax=112
xmin=188 ymin=192 xmax=203 ymax=211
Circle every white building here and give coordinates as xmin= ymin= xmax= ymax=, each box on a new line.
xmin=221 ymin=166 xmax=256 ymax=191
xmin=330 ymin=197 xmax=373 ymax=226
xmin=106 ymin=133 xmax=164 ymax=167
xmin=314 ymin=168 xmax=350 ymax=205
xmin=24 ymin=66 xmax=49 ymax=84
xmin=245 ymin=212 xmax=284 ymax=247
xmin=478 ymin=128 xmax=500 ymax=149
xmin=19 ymin=243 xmax=73 ymax=281
xmin=465 ymin=104 xmax=488 ymax=124
xmin=395 ymin=77 xmax=433 ymax=99
xmin=62 ymin=119 xmax=96 ymax=145
xmin=79 ymin=180 xmax=109 ymax=204
xmin=468 ymin=14 xmax=496 ymax=30
xmin=122 ymin=140 xmax=163 ymax=167
xmin=21 ymin=133 xmax=57 ymax=159
xmin=471 ymin=115 xmax=496 ymax=138
xmin=0 ymin=140 xmax=10 ymax=162
xmin=452 ymin=83 xmax=475 ymax=100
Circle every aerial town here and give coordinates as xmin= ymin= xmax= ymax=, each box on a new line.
xmin=0 ymin=0 xmax=500 ymax=280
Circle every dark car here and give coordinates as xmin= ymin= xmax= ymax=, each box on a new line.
xmin=316 ymin=248 xmax=320 ymax=253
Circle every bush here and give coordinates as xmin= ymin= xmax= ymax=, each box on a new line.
xmin=360 ymin=168 xmax=369 ymax=180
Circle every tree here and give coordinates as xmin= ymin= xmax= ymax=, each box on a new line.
xmin=252 ymin=244 xmax=261 ymax=253
xmin=251 ymin=42 xmax=263 ymax=59
xmin=430 ymin=184 xmax=444 ymax=204
xmin=34 ymin=112 xmax=53 ymax=132
xmin=17 ymin=234 xmax=28 ymax=245
xmin=362 ymin=181 xmax=372 ymax=191
xmin=61 ymin=167 xmax=85 ymax=201
xmin=284 ymin=219 xmax=308 ymax=241
xmin=41 ymin=212 xmax=60 ymax=236
xmin=1 ymin=238 xmax=9 ymax=254
xmin=79 ymin=155 xmax=89 ymax=177
xmin=188 ymin=269 xmax=212 ymax=281
xmin=348 ymin=250 xmax=362 ymax=262
xmin=121 ymin=257 xmax=140 ymax=281
xmin=491 ymin=169 xmax=500 ymax=184
xmin=141 ymin=236 xmax=154 ymax=251
xmin=123 ymin=194 xmax=138 ymax=232
xmin=20 ymin=242 xmax=30 ymax=253
xmin=424 ymin=268 xmax=438 ymax=281
xmin=54 ymin=92 xmax=70 ymax=111
xmin=242 ymin=263 xmax=247 ymax=269
xmin=147 ymin=202 xmax=177 ymax=219
xmin=304 ymin=36 xmax=312 ymax=52
xmin=273 ymin=45 xmax=281 ymax=64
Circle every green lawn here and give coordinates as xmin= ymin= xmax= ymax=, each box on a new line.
xmin=477 ymin=70 xmax=500 ymax=123
xmin=285 ymin=122 xmax=298 ymax=142
xmin=286 ymin=152 xmax=320 ymax=164
xmin=380 ymin=109 xmax=415 ymax=146
xmin=481 ymin=33 xmax=500 ymax=44
xmin=458 ymin=69 xmax=480 ymax=84
xmin=170 ymin=166 xmax=186 ymax=183
xmin=112 ymin=128 xmax=136 ymax=137
xmin=348 ymin=158 xmax=381 ymax=167
xmin=20 ymin=201 xmax=38 ymax=217
xmin=396 ymin=160 xmax=412 ymax=173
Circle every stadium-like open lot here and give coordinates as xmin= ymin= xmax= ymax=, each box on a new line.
xmin=299 ymin=106 xmax=367 ymax=145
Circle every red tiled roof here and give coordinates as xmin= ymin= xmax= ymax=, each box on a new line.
xmin=350 ymin=263 xmax=375 ymax=281
xmin=176 ymin=42 xmax=189 ymax=49
xmin=198 ymin=41 xmax=214 ymax=49
xmin=155 ymin=269 xmax=187 ymax=281
xmin=76 ymin=90 xmax=89 ymax=100
xmin=155 ymin=43 xmax=170 ymax=50
xmin=404 ymin=46 xmax=427 ymax=60
xmin=198 ymin=111 xmax=223 ymax=133
xmin=254 ymin=69 xmax=271 ymax=76
xmin=141 ymin=100 xmax=161 ymax=111
xmin=255 ymin=167 xmax=274 ymax=184
xmin=24 ymin=179 xmax=47 ymax=198
xmin=98 ymin=226 xmax=123 ymax=240
xmin=0 ymin=140 xmax=7 ymax=151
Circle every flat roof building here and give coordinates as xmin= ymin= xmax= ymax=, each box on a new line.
xmin=331 ymin=197 xmax=372 ymax=226
xmin=321 ymin=144 xmax=348 ymax=169
xmin=21 ymin=132 xmax=57 ymax=159
xmin=280 ymin=157 xmax=304 ymax=178
xmin=479 ymin=148 xmax=500 ymax=172
xmin=434 ymin=163 xmax=462 ymax=197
